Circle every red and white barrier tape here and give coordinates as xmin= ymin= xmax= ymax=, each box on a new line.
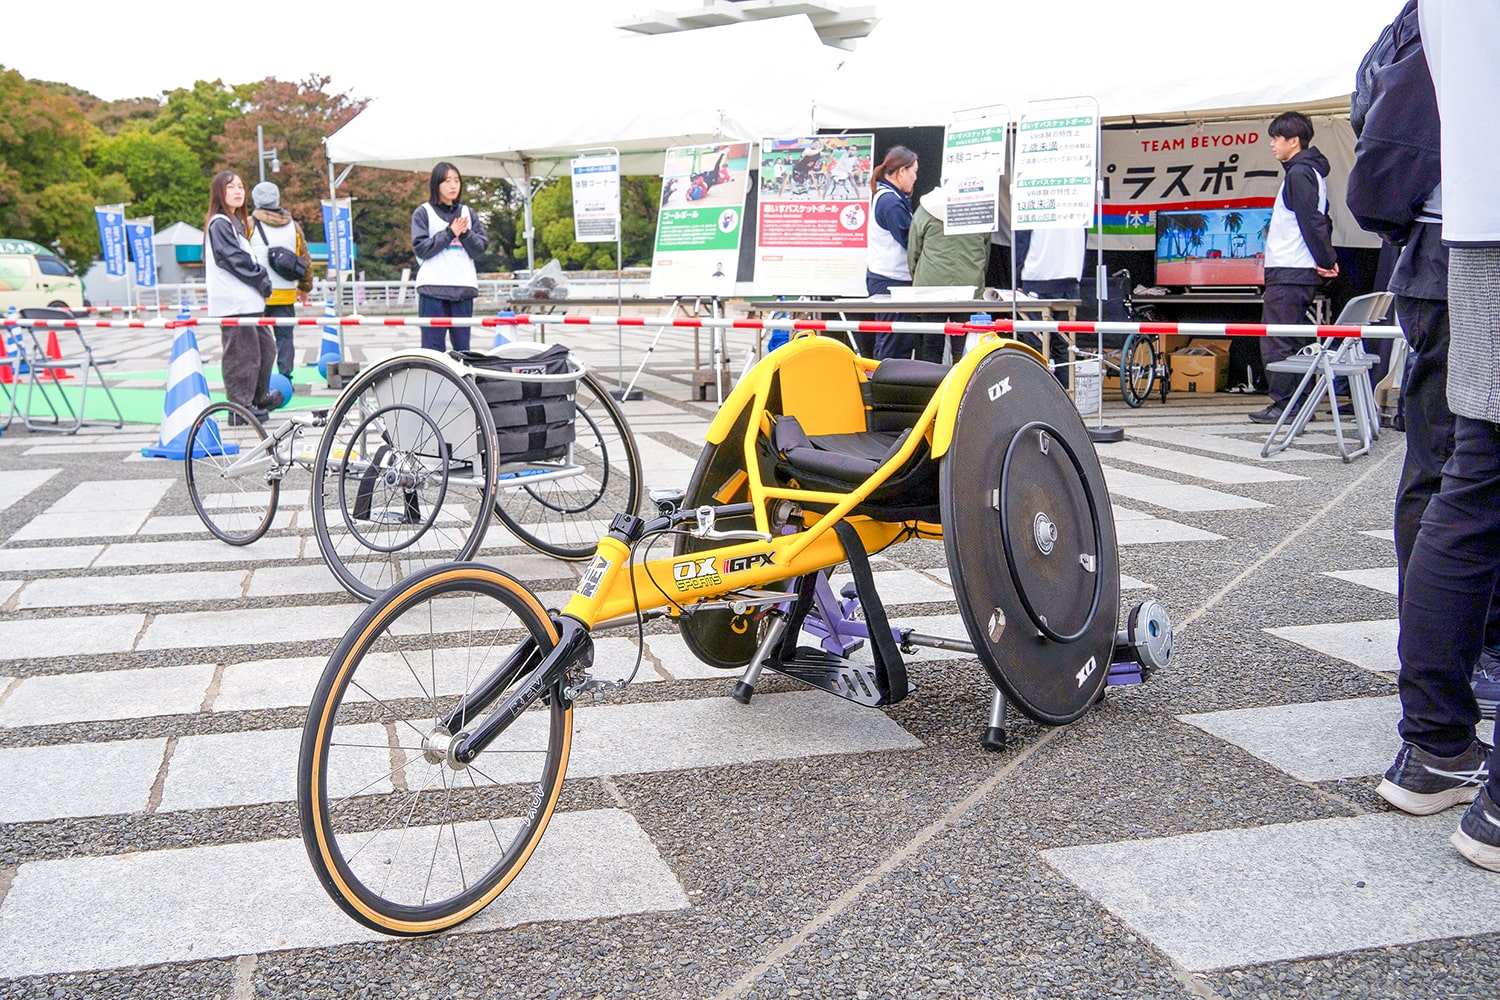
xmin=3 ymin=313 xmax=1404 ymax=340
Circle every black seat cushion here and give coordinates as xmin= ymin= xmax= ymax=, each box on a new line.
xmin=866 ymin=359 xmax=946 ymax=433
xmin=771 ymin=416 xmax=939 ymax=522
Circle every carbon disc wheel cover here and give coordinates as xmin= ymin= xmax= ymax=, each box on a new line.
xmin=676 ymin=409 xmax=777 ymax=669
xmin=940 ymin=348 xmax=1119 ymax=724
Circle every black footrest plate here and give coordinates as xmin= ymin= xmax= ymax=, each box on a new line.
xmin=768 ymin=647 xmax=909 ymax=708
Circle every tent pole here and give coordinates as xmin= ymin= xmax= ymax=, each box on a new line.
xmin=522 ymin=158 xmax=537 ymax=274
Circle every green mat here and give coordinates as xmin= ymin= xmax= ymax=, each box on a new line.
xmin=4 ymin=365 xmax=333 ymax=425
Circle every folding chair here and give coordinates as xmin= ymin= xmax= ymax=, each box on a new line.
xmin=9 ymin=307 xmax=124 ymax=434
xmin=1260 ymin=291 xmax=1394 ymax=462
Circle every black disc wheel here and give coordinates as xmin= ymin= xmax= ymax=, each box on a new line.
xmin=491 ymin=372 xmax=642 ymax=561
xmin=298 ymin=562 xmax=569 ymax=936
xmin=939 ymin=346 xmax=1120 ymax=725
xmin=1119 ymin=332 xmax=1156 ymax=408
xmin=312 ymin=354 xmax=498 ymax=601
xmin=185 ymin=401 xmax=280 ymax=545
xmin=676 ymin=405 xmax=787 ymax=669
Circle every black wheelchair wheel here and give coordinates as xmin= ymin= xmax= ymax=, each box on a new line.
xmin=312 ymin=354 xmax=498 ymax=602
xmin=675 ymin=405 xmax=788 ymax=669
xmin=1119 ymin=332 xmax=1157 ymax=408
xmin=185 ymin=401 xmax=280 ymax=545
xmin=939 ymin=347 xmax=1120 ymax=725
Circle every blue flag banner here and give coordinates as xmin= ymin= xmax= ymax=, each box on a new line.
xmin=128 ymin=217 xmax=156 ymax=288
xmin=95 ymin=204 xmax=127 ymax=277
xmin=320 ymin=198 xmax=353 ymax=273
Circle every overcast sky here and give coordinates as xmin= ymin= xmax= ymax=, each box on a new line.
xmin=1 ymin=0 xmax=628 ymax=101
xmin=4 ymin=0 xmax=1397 ymax=108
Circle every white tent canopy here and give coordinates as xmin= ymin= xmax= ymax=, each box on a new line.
xmin=813 ymin=0 xmax=1400 ymax=128
xmin=325 ymin=16 xmax=838 ymax=178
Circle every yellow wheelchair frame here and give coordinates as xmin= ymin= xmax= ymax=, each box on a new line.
xmin=296 ymin=332 xmax=1171 ymax=935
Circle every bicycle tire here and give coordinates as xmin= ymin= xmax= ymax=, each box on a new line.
xmin=492 ymin=371 xmax=642 ymax=561
xmin=1119 ymin=333 xmax=1156 ymax=408
xmin=298 ymin=562 xmax=569 ymax=936
xmin=184 ymin=401 xmax=279 ymax=545
xmin=312 ymin=354 xmax=498 ymax=601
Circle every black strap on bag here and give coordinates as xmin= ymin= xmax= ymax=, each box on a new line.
xmin=772 ymin=521 xmax=910 ymax=705
xmin=352 ymin=445 xmax=389 ymax=523
xmin=351 ymin=445 xmax=421 ymax=525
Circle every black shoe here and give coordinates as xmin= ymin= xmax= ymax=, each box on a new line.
xmin=249 ymin=406 xmax=270 ymax=424
xmin=1453 ymin=784 xmax=1500 ymax=871
xmin=1247 ymin=404 xmax=1285 ymax=424
xmin=1377 ymin=739 xmax=1490 ymax=815
xmin=255 ymin=389 xmax=285 ymax=411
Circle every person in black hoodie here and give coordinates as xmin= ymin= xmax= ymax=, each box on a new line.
xmin=411 ymin=162 xmax=489 ymax=353
xmin=1247 ymin=112 xmax=1340 ymax=424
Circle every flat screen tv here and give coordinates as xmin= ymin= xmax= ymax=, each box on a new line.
xmin=1154 ymin=206 xmax=1273 ymax=288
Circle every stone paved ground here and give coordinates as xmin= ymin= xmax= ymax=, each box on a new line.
xmin=1 ymin=318 xmax=1496 ymax=999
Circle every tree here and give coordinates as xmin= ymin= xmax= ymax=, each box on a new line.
xmin=527 ymin=175 xmax=659 ymax=271
xmin=151 ymin=79 xmax=252 ymax=176
xmin=34 ymin=79 xmax=160 ymax=136
xmin=92 ymin=127 xmax=203 ymax=229
xmin=0 ymin=66 xmax=133 ymax=269
xmin=461 ymin=176 xmax=523 ymax=274
xmin=217 ymin=76 xmax=426 ymax=275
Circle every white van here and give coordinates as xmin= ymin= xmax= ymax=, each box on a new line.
xmin=0 ymin=239 xmax=85 ymax=312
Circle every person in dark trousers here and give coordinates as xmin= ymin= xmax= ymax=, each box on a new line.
xmin=412 ymin=161 xmax=488 ymax=353
xmin=1346 ymin=0 xmax=1500 ymax=722
xmin=1247 ymin=111 xmax=1340 ymax=424
xmin=204 ymin=170 xmax=278 ymax=419
xmin=248 ymin=181 xmax=313 ymax=377
xmin=863 ymin=145 xmax=918 ymax=360
xmin=907 ymin=186 xmax=988 ymax=364
xmin=1375 ymin=0 xmax=1500 ymax=873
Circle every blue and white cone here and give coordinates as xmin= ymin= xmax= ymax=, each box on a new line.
xmin=318 ymin=300 xmax=341 ymax=364
xmin=493 ymin=309 xmax=514 ymax=348
xmin=142 ymin=313 xmax=227 ymax=459
xmin=5 ymin=304 xmax=28 ymax=375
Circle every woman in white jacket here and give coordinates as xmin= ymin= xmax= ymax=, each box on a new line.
xmin=204 ymin=170 xmax=278 ymax=416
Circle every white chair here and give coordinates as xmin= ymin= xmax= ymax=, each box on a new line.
xmin=1260 ymin=291 xmax=1394 ymax=462
xmin=9 ymin=307 xmax=124 ymax=434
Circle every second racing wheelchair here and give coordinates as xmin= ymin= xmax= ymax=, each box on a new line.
xmin=297 ymin=330 xmax=1172 ymax=935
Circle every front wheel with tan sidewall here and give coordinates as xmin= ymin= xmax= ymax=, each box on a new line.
xmin=297 ymin=562 xmax=570 ymax=935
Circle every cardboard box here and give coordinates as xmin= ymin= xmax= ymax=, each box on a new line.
xmin=1170 ymin=345 xmax=1229 ymax=393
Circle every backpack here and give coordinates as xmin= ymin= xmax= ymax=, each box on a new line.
xmin=1346 ymin=0 xmax=1439 ymax=244
xmin=254 ymin=220 xmax=309 ymax=282
xmin=1351 ymin=0 xmax=1418 ymax=137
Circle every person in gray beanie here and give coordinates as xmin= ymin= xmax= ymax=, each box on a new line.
xmin=248 ymin=181 xmax=313 ymax=377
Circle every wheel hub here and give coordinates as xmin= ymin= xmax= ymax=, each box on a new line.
xmin=381 ymin=466 xmax=421 ymax=491
xmin=1032 ymin=512 xmax=1058 ymax=555
xmin=421 ymin=726 xmax=465 ymax=769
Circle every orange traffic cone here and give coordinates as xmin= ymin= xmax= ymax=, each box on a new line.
xmin=44 ymin=330 xmax=74 ymax=381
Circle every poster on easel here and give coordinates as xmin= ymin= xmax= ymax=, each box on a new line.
xmin=649 ymin=142 xmax=751 ymax=297
xmin=571 ymin=153 xmax=620 ymax=243
xmin=1011 ymin=99 xmax=1098 ymax=230
xmin=940 ymin=118 xmax=1007 ymax=235
xmin=752 ymin=134 xmax=873 ymax=296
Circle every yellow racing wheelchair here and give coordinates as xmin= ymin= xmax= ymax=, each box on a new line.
xmin=296 ymin=331 xmax=1172 ymax=935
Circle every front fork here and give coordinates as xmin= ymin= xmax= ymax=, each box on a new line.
xmin=447 ymin=615 xmax=594 ymax=765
